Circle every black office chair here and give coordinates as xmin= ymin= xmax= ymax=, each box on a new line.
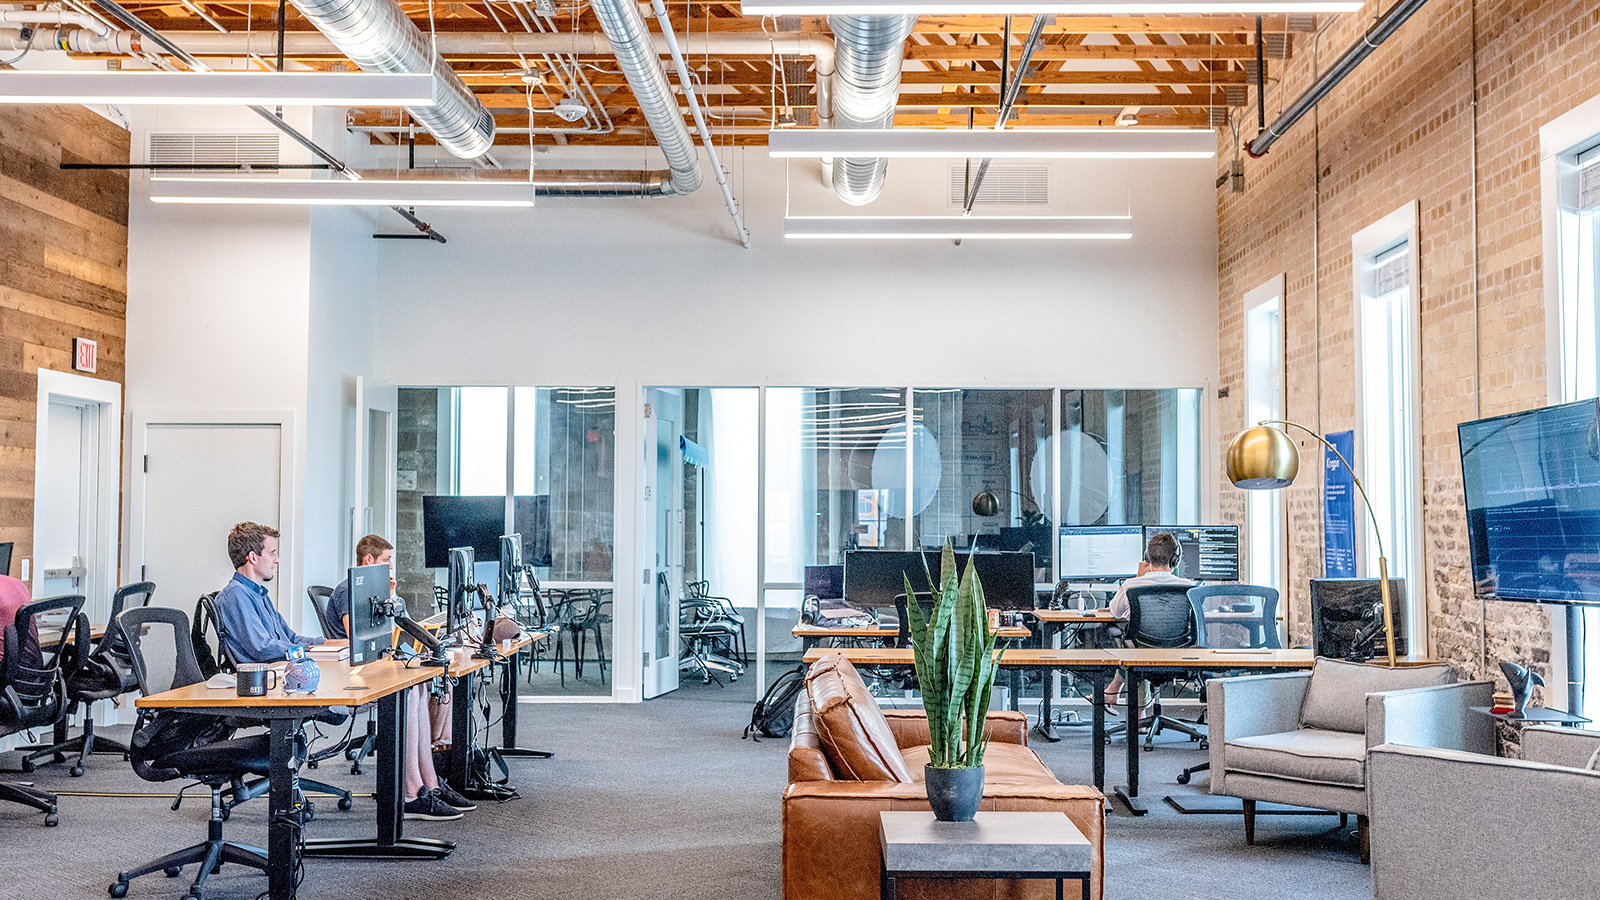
xmin=24 ymin=582 xmax=156 ymax=775
xmin=678 ymin=587 xmax=742 ymax=687
xmin=1115 ymin=585 xmax=1207 ymax=750
xmin=194 ymin=592 xmax=352 ymax=817
xmin=111 ymin=605 xmax=273 ymax=899
xmin=1187 ymin=584 xmax=1282 ymax=649
xmin=306 ymin=584 xmax=339 ymax=638
xmin=686 ymin=581 xmax=748 ymax=665
xmin=0 ymin=594 xmax=87 ymax=826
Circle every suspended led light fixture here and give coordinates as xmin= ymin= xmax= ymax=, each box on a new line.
xmin=769 ymin=127 xmax=1215 ymax=159
xmin=743 ymin=0 xmax=1359 ymax=14
xmin=149 ymin=177 xmax=534 ymax=207
xmin=784 ymin=215 xmax=1131 ymax=240
xmin=0 ymin=71 xmax=439 ymax=106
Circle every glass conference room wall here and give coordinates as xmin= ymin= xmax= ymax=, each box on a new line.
xmin=395 ymin=385 xmax=616 ymax=698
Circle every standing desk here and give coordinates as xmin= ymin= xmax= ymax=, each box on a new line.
xmin=792 ymin=622 xmax=1030 ymax=653
xmin=137 ymin=657 xmax=449 ymax=900
xmin=444 ymin=632 xmax=547 ymax=795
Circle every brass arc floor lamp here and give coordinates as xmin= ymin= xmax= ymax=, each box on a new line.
xmin=1225 ymin=420 xmax=1398 ymax=667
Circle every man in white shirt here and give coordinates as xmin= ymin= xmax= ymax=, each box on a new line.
xmin=1103 ymin=532 xmax=1192 ymax=702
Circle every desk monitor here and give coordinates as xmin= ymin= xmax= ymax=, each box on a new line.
xmin=1310 ymin=578 xmax=1408 ymax=659
xmin=347 ymin=563 xmax=393 ymax=667
xmin=0 ymin=542 xmax=12 ymax=577
xmin=844 ymin=550 xmax=1036 ymax=611
xmin=445 ymin=546 xmax=477 ymax=639
xmin=804 ymin=565 xmax=844 ymax=600
xmin=422 ymin=496 xmax=502 ymax=568
xmin=1057 ymin=525 xmax=1144 ymax=580
xmin=1143 ymin=525 xmax=1241 ymax=582
xmin=499 ymin=533 xmax=522 ymax=604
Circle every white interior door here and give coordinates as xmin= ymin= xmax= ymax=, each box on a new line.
xmin=642 ymin=390 xmax=683 ymax=698
xmin=140 ymin=424 xmax=283 ymax=612
xmin=39 ymin=400 xmax=94 ymax=600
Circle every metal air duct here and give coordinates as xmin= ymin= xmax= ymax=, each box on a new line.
xmin=827 ymin=14 xmax=915 ymax=206
xmin=286 ymin=0 xmax=494 ymax=158
xmin=589 ymin=0 xmax=699 ymax=195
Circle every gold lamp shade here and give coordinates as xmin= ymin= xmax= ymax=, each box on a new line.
xmin=1226 ymin=424 xmax=1300 ymax=489
xmin=972 ymin=490 xmax=1001 ymax=517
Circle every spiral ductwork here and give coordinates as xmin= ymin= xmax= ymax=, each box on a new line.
xmin=827 ymin=14 xmax=915 ymax=206
xmin=287 ymin=0 xmax=494 ymax=158
xmin=590 ymin=0 xmax=700 ymax=195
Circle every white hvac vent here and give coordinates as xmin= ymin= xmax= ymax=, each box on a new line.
xmin=948 ymin=165 xmax=1049 ymax=206
xmin=148 ymin=132 xmax=280 ymax=176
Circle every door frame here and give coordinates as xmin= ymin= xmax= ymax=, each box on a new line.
xmin=125 ymin=410 xmax=298 ymax=620
xmin=34 ymin=370 xmax=121 ymax=614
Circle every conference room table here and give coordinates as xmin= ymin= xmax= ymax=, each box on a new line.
xmin=799 ymin=646 xmax=1437 ymax=815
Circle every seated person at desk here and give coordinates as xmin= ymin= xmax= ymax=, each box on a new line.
xmin=1102 ymin=532 xmax=1193 ymax=704
xmin=214 ymin=522 xmax=474 ymax=821
xmin=0 ymin=573 xmax=32 ymax=665
xmin=327 ymin=534 xmax=453 ymax=756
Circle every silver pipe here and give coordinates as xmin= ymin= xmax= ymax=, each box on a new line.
xmin=650 ymin=0 xmax=746 ymax=245
xmin=285 ymin=0 xmax=494 ymax=158
xmin=827 ymin=13 xmax=915 ymax=206
xmin=589 ymin=0 xmax=698 ymax=194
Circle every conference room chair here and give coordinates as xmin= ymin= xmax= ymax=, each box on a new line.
xmin=678 ymin=588 xmax=743 ymax=686
xmin=111 ymin=605 xmax=273 ymax=899
xmin=0 ymin=594 xmax=87 ymax=826
xmin=1113 ymin=585 xmax=1208 ymax=750
xmin=195 ymin=592 xmax=353 ymax=818
xmin=686 ymin=581 xmax=748 ymax=665
xmin=1187 ymin=584 xmax=1282 ymax=649
xmin=23 ymin=582 xmax=156 ymax=776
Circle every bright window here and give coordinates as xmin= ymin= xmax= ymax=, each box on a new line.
xmin=1244 ymin=279 xmax=1284 ymax=592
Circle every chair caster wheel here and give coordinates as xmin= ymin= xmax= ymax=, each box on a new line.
xmin=307 ymin=758 xmax=319 ymax=770
xmin=70 ymin=765 xmax=85 ymax=777
xmin=302 ymin=801 xmax=315 ymax=823
xmin=338 ymin=795 xmax=353 ymax=811
xmin=109 ymin=882 xmax=129 ymax=898
xmin=165 ymin=866 xmax=182 ymax=877
xmin=44 ymin=812 xmax=59 ymax=826
xmin=351 ymin=764 xmax=362 ymax=776
xmin=1176 ymin=772 xmax=1191 ymax=785
xmin=20 ymin=759 xmax=33 ymax=773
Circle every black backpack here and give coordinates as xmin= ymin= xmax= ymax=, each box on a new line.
xmin=743 ymin=664 xmax=806 ymax=740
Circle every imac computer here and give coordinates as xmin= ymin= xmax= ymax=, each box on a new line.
xmin=1056 ymin=525 xmax=1144 ymax=581
xmin=1142 ymin=525 xmax=1241 ymax=582
xmin=347 ymin=563 xmax=394 ymax=668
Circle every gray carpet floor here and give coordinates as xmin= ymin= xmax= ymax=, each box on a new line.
xmin=0 ymin=690 xmax=1374 ymax=900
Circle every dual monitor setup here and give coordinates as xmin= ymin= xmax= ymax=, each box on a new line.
xmin=1058 ymin=524 xmax=1241 ymax=583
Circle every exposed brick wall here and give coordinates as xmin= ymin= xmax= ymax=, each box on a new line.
xmin=395 ymin=387 xmax=438 ymax=617
xmin=1216 ymin=0 xmax=1600 ymax=692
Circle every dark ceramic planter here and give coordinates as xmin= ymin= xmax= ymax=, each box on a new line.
xmin=924 ymin=764 xmax=984 ymax=822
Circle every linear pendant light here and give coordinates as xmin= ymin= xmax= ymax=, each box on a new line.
xmin=149 ymin=177 xmax=533 ymax=207
xmin=784 ymin=215 xmax=1132 ymax=240
xmin=769 ymin=128 xmax=1216 ymax=159
xmin=743 ymin=0 xmax=1359 ymax=14
xmin=0 ymin=71 xmax=438 ymax=106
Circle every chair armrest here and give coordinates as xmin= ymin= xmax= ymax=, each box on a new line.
xmin=1368 ymin=743 xmax=1600 ymax=900
xmin=1366 ymin=680 xmax=1495 ymax=755
xmin=1207 ymin=671 xmax=1310 ymax=797
xmin=881 ymin=708 xmax=1028 ymax=749
xmin=1522 ymin=724 xmax=1600 ymax=768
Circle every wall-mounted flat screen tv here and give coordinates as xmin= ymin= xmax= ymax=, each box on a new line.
xmin=1459 ymin=398 xmax=1600 ymax=606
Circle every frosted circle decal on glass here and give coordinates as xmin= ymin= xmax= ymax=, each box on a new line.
xmin=1035 ymin=431 xmax=1110 ymax=525
xmin=871 ymin=422 xmax=941 ymax=518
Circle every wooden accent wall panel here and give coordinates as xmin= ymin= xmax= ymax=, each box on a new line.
xmin=0 ymin=104 xmax=130 ymax=566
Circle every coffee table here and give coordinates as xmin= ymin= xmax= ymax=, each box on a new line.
xmin=878 ymin=810 xmax=1093 ymax=900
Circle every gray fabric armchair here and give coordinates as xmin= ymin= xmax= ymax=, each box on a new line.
xmin=1207 ymin=658 xmax=1493 ymax=860
xmin=1369 ymin=726 xmax=1600 ymax=900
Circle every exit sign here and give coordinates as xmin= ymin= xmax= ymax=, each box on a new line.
xmin=73 ymin=338 xmax=97 ymax=373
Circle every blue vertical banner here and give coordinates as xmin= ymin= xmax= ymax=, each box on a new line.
xmin=1323 ymin=430 xmax=1358 ymax=578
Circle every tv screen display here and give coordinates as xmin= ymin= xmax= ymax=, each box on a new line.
xmin=1459 ymin=398 xmax=1600 ymax=606
xmin=422 ymin=496 xmax=503 ymax=568
xmin=844 ymin=550 xmax=1036 ymax=611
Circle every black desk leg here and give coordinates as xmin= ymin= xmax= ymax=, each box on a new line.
xmin=449 ymin=675 xmax=471 ymax=793
xmin=1115 ymin=668 xmax=1151 ymax=815
xmin=267 ymin=718 xmax=299 ymax=900
xmin=1009 ymin=666 xmax=1021 ymax=713
xmin=303 ymin=686 xmax=454 ymax=860
xmin=498 ymin=657 xmax=552 ymax=759
xmin=1088 ymin=668 xmax=1107 ymax=793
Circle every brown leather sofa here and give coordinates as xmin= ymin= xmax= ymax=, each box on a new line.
xmin=783 ymin=655 xmax=1104 ymax=900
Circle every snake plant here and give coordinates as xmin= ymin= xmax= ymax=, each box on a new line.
xmin=903 ymin=543 xmax=1003 ymax=769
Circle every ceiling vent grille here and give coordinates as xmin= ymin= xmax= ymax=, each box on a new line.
xmin=148 ymin=132 xmax=281 ymax=175
xmin=948 ymin=165 xmax=1048 ymax=206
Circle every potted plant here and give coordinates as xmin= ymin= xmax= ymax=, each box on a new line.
xmin=903 ymin=543 xmax=1003 ymax=822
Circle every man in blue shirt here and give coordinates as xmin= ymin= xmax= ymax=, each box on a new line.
xmin=217 ymin=522 xmax=472 ymax=820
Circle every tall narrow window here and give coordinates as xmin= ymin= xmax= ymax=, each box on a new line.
xmin=1355 ymin=205 xmax=1422 ymax=652
xmin=1244 ymin=279 xmax=1284 ymax=592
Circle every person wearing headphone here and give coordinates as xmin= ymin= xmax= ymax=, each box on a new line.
xmin=1100 ymin=532 xmax=1192 ymax=704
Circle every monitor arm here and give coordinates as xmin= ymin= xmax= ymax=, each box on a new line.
xmin=382 ymin=599 xmax=448 ymax=667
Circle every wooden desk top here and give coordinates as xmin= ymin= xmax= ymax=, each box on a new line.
xmin=801 ymin=647 xmax=1440 ymax=669
xmin=137 ymin=657 xmax=439 ymax=710
xmin=440 ymin=632 xmax=540 ymax=678
xmin=802 ymin=648 xmax=1120 ymax=666
xmin=1031 ymin=610 xmax=1122 ymax=623
xmin=792 ymin=624 xmax=1031 ymax=640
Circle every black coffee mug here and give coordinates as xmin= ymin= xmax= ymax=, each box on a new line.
xmin=237 ymin=665 xmax=278 ymax=697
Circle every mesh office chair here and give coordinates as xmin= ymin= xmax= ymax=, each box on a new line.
xmin=1116 ymin=585 xmax=1207 ymax=750
xmin=1187 ymin=584 xmax=1281 ymax=650
xmin=0 ymin=595 xmax=87 ymax=826
xmin=112 ymin=605 xmax=273 ymax=899
xmin=306 ymin=584 xmax=339 ymax=638
xmin=24 ymin=582 xmax=156 ymax=776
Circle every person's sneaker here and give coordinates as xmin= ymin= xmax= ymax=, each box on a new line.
xmin=433 ymin=783 xmax=477 ymax=812
xmin=403 ymin=791 xmax=463 ymax=821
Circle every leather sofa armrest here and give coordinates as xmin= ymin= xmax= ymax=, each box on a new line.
xmin=882 ymin=708 xmax=1029 ymax=749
